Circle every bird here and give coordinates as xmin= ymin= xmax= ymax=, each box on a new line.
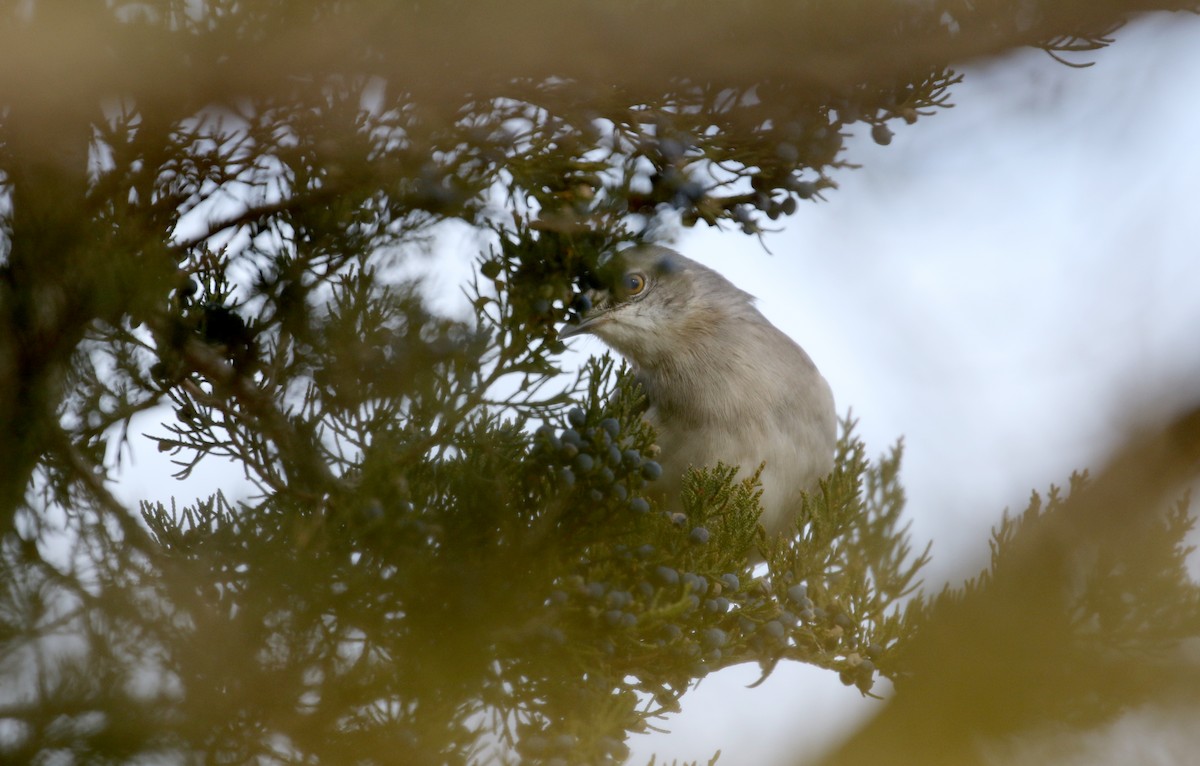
xmin=558 ymin=244 xmax=836 ymax=537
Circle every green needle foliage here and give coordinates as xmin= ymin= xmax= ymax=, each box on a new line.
xmin=136 ymin=244 xmax=925 ymax=763
xmin=1 ymin=2 xmax=1198 ymax=764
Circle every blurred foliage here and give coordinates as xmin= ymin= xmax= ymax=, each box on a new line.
xmin=821 ymin=413 xmax=1200 ymax=766
xmin=0 ymin=1 xmax=1197 ymax=764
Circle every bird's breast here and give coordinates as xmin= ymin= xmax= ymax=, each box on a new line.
xmin=638 ymin=336 xmax=836 ymax=533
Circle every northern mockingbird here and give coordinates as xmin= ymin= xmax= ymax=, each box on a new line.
xmin=560 ymin=245 xmax=836 ymax=536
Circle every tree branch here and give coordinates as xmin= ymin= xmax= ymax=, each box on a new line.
xmin=1 ymin=2 xmax=1195 ymax=133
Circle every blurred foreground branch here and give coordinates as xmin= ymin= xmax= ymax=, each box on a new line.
xmin=820 ymin=405 xmax=1200 ymax=766
xmin=1 ymin=0 xmax=1196 ymax=120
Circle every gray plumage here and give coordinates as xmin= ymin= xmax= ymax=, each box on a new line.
xmin=560 ymin=245 xmax=836 ymax=535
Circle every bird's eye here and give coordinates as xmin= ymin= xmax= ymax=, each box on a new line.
xmin=624 ymin=273 xmax=646 ymax=296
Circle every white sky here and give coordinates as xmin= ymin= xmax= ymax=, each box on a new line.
xmin=107 ymin=11 xmax=1200 ymax=765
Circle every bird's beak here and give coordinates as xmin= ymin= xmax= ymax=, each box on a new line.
xmin=558 ymin=288 xmax=608 ymax=340
xmin=557 ymin=313 xmax=603 ymax=340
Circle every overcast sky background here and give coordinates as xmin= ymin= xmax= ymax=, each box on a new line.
xmin=110 ymin=11 xmax=1200 ymax=765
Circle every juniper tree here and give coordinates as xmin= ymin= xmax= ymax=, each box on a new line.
xmin=1 ymin=2 xmax=1198 ymax=765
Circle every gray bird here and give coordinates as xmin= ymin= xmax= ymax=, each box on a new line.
xmin=559 ymin=245 xmax=836 ymax=537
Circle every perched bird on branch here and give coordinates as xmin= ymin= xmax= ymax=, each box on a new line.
xmin=559 ymin=245 xmax=836 ymax=536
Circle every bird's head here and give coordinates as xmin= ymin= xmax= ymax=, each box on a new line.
xmin=559 ymin=245 xmax=754 ymax=365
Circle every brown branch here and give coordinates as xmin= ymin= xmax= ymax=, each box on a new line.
xmin=167 ymin=328 xmax=344 ymax=502
xmin=0 ymin=2 xmax=1194 ymax=132
xmin=52 ymin=426 xmax=162 ymax=558
xmin=170 ymin=190 xmax=343 ymax=253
